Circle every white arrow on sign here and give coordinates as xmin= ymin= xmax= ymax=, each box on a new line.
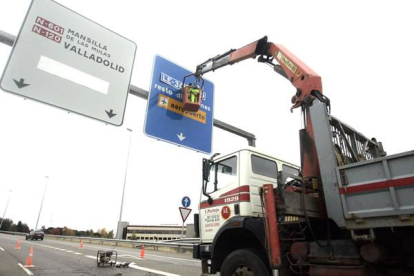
xmin=177 ymin=133 xmax=186 ymax=141
xmin=179 ymin=207 xmax=192 ymax=222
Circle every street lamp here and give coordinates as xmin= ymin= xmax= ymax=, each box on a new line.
xmin=0 ymin=190 xmax=12 ymax=230
xmin=116 ymin=128 xmax=133 ymax=239
xmin=35 ymin=176 xmax=48 ymax=230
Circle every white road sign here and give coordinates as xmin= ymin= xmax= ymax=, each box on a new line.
xmin=0 ymin=0 xmax=137 ymax=125
xmin=179 ymin=207 xmax=192 ymax=222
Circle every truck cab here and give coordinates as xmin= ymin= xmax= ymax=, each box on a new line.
xmin=194 ymin=148 xmax=299 ymax=273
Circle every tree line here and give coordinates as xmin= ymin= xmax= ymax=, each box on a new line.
xmin=0 ymin=218 xmax=30 ymax=233
xmin=0 ymin=217 xmax=114 ymax=238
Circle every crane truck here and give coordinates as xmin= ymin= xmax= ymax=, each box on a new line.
xmin=191 ymin=37 xmax=414 ymax=276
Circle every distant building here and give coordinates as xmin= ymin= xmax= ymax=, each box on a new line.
xmin=126 ymin=225 xmax=189 ymax=241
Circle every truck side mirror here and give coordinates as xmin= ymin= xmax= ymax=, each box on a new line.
xmin=203 ymin=158 xmax=210 ymax=181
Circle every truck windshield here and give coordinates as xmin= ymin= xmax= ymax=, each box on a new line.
xmin=207 ymin=156 xmax=237 ymax=193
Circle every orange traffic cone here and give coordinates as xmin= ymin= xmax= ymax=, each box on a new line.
xmin=140 ymin=244 xmax=145 ymax=258
xmin=24 ymin=246 xmax=34 ymax=268
xmin=78 ymin=240 xmax=84 ymax=249
xmin=15 ymin=239 xmax=21 ymax=250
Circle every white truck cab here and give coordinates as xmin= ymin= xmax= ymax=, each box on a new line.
xmin=197 ymin=148 xmax=299 ymax=247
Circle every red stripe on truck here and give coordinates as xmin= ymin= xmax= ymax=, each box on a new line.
xmin=220 ymin=185 xmax=250 ymax=197
xmin=200 ymin=193 xmax=250 ymax=209
xmin=339 ymin=176 xmax=414 ymax=195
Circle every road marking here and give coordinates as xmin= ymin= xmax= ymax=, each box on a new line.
xmin=146 ymin=253 xmax=199 ymax=263
xmin=63 ymin=243 xmax=195 ymax=263
xmin=129 ymin=263 xmax=180 ymax=276
xmin=33 ymin=239 xmax=198 ymax=263
xmin=85 ymin=255 xmax=96 ymax=259
xmin=116 ymin=254 xmax=145 ymax=261
xmin=23 ymin=242 xmax=85 ymax=258
xmin=18 ymin=263 xmax=33 ymax=276
xmin=0 ymin=247 xmax=5 ymax=251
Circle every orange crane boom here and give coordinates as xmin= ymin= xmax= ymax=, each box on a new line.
xmin=193 ymin=36 xmax=329 ymax=187
xmin=194 ymin=36 xmax=324 ymax=110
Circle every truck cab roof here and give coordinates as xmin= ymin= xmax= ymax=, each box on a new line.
xmin=210 ymin=147 xmax=299 ymax=169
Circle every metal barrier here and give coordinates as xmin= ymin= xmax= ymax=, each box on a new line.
xmin=0 ymin=230 xmax=26 ymax=236
xmin=0 ymin=230 xmax=195 ymax=253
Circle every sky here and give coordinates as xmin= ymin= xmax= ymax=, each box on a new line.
xmin=0 ymin=0 xmax=413 ymax=233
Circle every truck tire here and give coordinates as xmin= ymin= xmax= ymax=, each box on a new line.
xmin=221 ymin=249 xmax=270 ymax=276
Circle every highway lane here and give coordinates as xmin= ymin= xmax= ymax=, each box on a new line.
xmin=0 ymin=233 xmax=202 ymax=276
xmin=0 ymin=241 xmax=28 ymax=276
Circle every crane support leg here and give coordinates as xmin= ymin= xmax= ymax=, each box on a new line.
xmin=262 ymin=184 xmax=281 ymax=268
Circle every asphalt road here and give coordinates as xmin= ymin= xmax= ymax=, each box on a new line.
xmin=0 ymin=233 xmax=202 ymax=276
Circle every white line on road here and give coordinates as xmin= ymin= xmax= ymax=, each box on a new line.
xmin=114 ymin=254 xmax=145 ymax=261
xmin=18 ymin=263 xmax=33 ymax=276
xmin=146 ymin=253 xmax=199 ymax=263
xmin=129 ymin=263 xmax=181 ymax=276
xmin=24 ymin=242 xmax=87 ymax=259
xmin=0 ymin=247 xmax=5 ymax=251
xmin=86 ymin=254 xmax=178 ymax=275
xmin=65 ymin=242 xmax=196 ymax=263
xmin=29 ymin=238 xmax=198 ymax=269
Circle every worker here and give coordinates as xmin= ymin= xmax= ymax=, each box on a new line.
xmin=188 ymin=84 xmax=200 ymax=103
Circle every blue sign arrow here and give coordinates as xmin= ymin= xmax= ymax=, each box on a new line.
xmin=182 ymin=196 xmax=191 ymax=208
xmin=144 ymin=55 xmax=214 ymax=154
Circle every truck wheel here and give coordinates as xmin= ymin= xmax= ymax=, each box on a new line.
xmin=221 ymin=249 xmax=270 ymax=276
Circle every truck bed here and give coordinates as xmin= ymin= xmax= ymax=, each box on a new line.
xmin=336 ymin=150 xmax=414 ymax=229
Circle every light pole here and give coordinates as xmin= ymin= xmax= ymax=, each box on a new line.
xmin=116 ymin=128 xmax=133 ymax=239
xmin=0 ymin=190 xmax=12 ymax=230
xmin=35 ymin=176 xmax=48 ymax=230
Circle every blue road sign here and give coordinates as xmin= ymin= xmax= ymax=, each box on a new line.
xmin=182 ymin=196 xmax=191 ymax=208
xmin=144 ymin=55 xmax=214 ymax=154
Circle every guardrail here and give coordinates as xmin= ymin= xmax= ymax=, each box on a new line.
xmin=0 ymin=230 xmax=196 ymax=253
xmin=0 ymin=230 xmax=26 ymax=236
xmin=163 ymin=238 xmax=200 ymax=244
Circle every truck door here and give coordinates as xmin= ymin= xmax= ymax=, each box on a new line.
xmin=248 ymin=153 xmax=279 ymax=217
xmin=199 ymin=154 xmax=240 ymax=243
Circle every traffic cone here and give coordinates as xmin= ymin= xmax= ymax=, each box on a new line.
xmin=24 ymin=246 xmax=34 ymax=268
xmin=140 ymin=244 xmax=145 ymax=258
xmin=78 ymin=240 xmax=84 ymax=249
xmin=15 ymin=239 xmax=21 ymax=250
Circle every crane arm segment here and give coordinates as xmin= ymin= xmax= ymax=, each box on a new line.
xmin=194 ymin=36 xmax=323 ymax=110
